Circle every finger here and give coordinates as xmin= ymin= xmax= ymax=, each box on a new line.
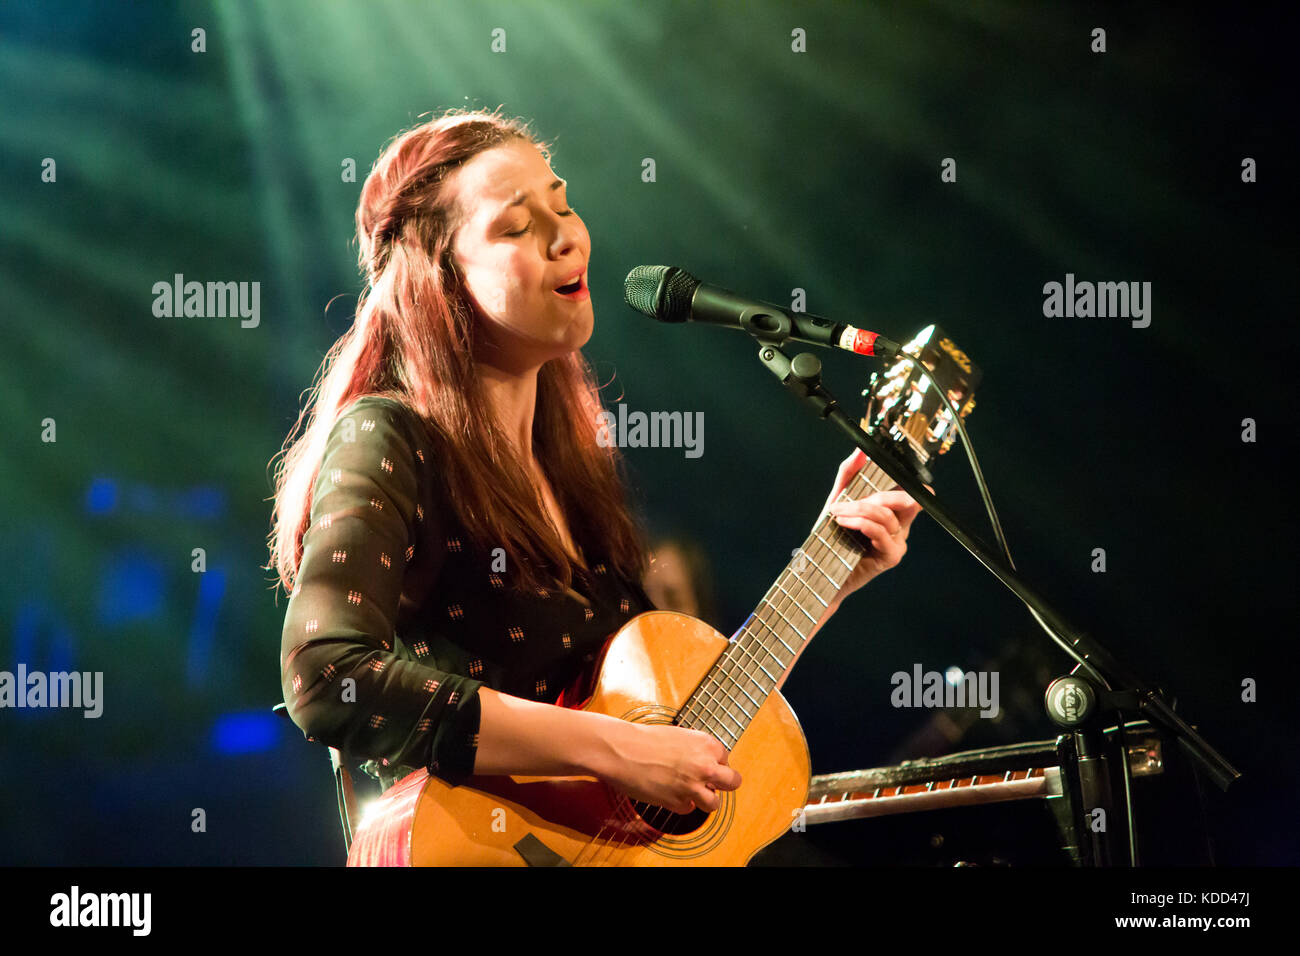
xmin=692 ymin=786 xmax=720 ymax=813
xmin=896 ymin=500 xmax=923 ymax=532
xmin=889 ymin=482 xmax=935 ymax=496
xmin=705 ymin=734 xmax=729 ymax=759
xmin=832 ymin=502 xmax=901 ymax=536
xmin=887 ymin=489 xmax=924 ymax=527
xmin=833 ymin=452 xmax=863 ymax=492
xmin=865 ymin=495 xmax=923 ymax=536
xmin=833 ymin=514 xmax=900 ymax=553
xmin=824 ymin=449 xmax=868 ymax=513
xmin=839 ymin=448 xmax=867 ymax=476
xmin=708 ymin=764 xmax=742 ymax=791
xmin=868 ymin=489 xmax=921 ymax=511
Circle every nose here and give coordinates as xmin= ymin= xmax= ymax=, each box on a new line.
xmin=547 ymin=212 xmax=584 ymax=259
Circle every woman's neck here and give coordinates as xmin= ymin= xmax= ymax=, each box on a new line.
xmin=477 ymin=359 xmax=541 ymax=462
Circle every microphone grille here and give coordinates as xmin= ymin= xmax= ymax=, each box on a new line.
xmin=623 ymin=265 xmax=699 ymax=323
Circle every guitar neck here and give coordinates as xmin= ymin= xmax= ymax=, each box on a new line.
xmin=674 ymin=458 xmax=895 ymax=748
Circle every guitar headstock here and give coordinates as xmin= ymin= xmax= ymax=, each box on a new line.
xmin=860 ymin=325 xmax=980 ymax=485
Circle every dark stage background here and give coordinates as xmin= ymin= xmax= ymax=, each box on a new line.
xmin=0 ymin=0 xmax=1294 ymax=866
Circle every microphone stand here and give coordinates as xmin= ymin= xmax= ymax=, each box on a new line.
xmin=742 ymin=322 xmax=1240 ymax=863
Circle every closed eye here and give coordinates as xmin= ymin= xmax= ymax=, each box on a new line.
xmin=506 ymin=209 xmax=575 ymax=237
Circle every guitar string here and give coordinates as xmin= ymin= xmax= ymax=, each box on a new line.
xmin=574 ymin=465 xmax=887 ymax=864
xmin=624 ymin=465 xmax=886 ymax=850
xmin=574 ymin=465 xmax=886 ymax=865
xmin=667 ymin=465 xmax=884 ymax=752
xmin=587 ymin=464 xmax=887 ymax=865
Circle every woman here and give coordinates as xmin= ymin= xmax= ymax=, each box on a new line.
xmin=267 ymin=108 xmax=921 ymax=818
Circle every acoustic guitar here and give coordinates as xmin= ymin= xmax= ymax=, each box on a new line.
xmin=346 ymin=325 xmax=980 ymax=866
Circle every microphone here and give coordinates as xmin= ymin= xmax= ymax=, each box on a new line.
xmin=623 ymin=265 xmax=901 ymax=358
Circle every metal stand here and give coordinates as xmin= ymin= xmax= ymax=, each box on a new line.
xmin=736 ymin=319 xmax=1239 ymax=853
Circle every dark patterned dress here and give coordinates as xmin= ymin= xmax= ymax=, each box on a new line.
xmin=279 ymin=395 xmax=654 ymax=789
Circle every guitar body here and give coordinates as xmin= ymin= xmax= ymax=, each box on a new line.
xmin=346 ymin=610 xmax=811 ymax=866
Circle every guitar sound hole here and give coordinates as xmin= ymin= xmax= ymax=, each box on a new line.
xmin=630 ymin=800 xmax=709 ymax=835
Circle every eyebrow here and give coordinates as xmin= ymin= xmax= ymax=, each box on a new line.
xmin=496 ymin=178 xmax=567 ymax=213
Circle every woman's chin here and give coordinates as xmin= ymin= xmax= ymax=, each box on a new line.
xmin=565 ymin=310 xmax=595 ymax=349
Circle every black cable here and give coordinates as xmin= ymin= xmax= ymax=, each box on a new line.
xmin=1116 ymin=714 xmax=1139 ymax=865
xmin=901 ymin=352 xmax=1109 ymax=688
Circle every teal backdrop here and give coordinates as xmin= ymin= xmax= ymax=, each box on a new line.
xmin=0 ymin=0 xmax=1294 ymax=865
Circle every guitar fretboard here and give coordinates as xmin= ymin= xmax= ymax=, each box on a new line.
xmin=673 ymin=459 xmax=893 ymax=746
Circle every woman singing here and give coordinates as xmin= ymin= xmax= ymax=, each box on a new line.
xmin=267 ymin=108 xmax=921 ymax=822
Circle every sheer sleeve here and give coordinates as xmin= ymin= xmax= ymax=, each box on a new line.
xmin=280 ymin=397 xmax=483 ymax=785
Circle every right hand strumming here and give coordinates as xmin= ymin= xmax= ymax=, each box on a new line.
xmin=598 ymin=720 xmax=741 ymax=815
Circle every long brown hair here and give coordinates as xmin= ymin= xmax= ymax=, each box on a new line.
xmin=266 ymin=108 xmax=647 ymax=597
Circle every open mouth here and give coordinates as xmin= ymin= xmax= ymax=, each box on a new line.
xmin=554 ymin=275 xmax=586 ymax=296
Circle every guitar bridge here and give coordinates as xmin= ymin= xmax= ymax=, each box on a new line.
xmin=512 ymin=832 xmax=572 ymax=867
